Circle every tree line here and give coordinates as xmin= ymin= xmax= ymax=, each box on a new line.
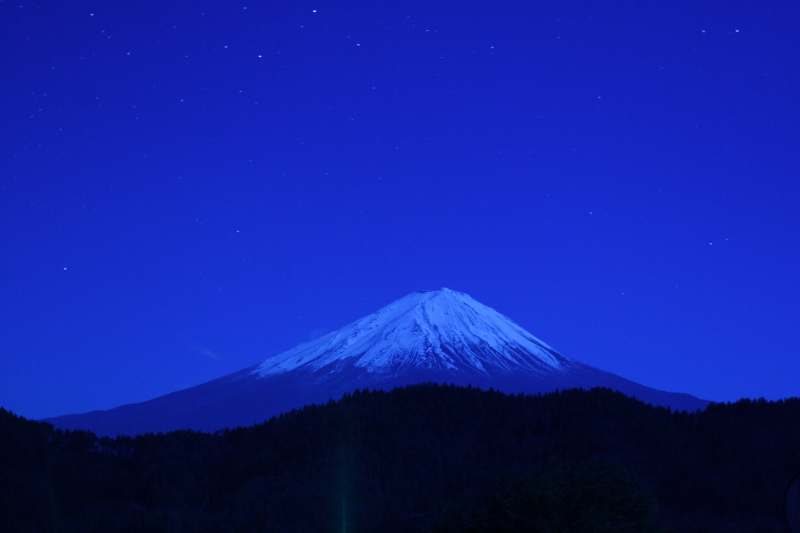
xmin=2 ymin=384 xmax=799 ymax=532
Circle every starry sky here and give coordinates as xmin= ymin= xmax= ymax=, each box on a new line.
xmin=2 ymin=0 xmax=798 ymax=420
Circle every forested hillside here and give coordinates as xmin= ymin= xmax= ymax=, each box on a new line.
xmin=2 ymin=384 xmax=799 ymax=532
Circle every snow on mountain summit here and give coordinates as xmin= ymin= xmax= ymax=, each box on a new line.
xmin=252 ymin=288 xmax=573 ymax=379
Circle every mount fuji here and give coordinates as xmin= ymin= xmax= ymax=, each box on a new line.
xmin=45 ymin=288 xmax=711 ymax=436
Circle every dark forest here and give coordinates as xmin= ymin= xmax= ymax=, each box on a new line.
xmin=2 ymin=385 xmax=799 ymax=532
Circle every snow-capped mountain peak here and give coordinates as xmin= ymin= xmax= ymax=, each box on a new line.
xmin=46 ymin=288 xmax=712 ymax=436
xmin=252 ymin=288 xmax=572 ymax=379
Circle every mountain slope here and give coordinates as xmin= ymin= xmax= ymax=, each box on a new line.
xmin=45 ymin=289 xmax=711 ymax=435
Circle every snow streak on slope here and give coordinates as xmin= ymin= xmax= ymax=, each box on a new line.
xmin=252 ymin=288 xmax=571 ymax=379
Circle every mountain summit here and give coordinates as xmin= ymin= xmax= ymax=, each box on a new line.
xmin=46 ymin=289 xmax=711 ymax=436
xmin=253 ymin=288 xmax=569 ymax=380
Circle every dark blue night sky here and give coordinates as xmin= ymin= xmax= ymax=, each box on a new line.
xmin=2 ymin=0 xmax=798 ymax=420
